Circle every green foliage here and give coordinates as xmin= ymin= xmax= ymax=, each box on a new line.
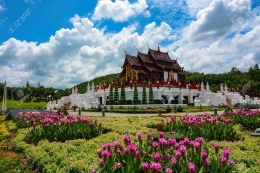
xmin=4 ymin=109 xmax=14 ymax=121
xmin=177 ymin=106 xmax=183 ymax=112
xmin=72 ymin=105 xmax=78 ymax=111
xmin=142 ymin=81 xmax=147 ymax=104
xmin=133 ymin=82 xmax=139 ymax=105
xmin=166 ymin=105 xmax=172 ymax=113
xmin=113 ymin=81 xmax=119 ymax=105
xmin=63 ymin=107 xmax=69 ymax=115
xmin=152 ymin=131 xmax=185 ymax=141
xmin=225 ymin=106 xmax=233 ymax=113
xmin=75 ymin=73 xmax=120 ymax=93
xmin=148 ymin=82 xmax=154 ymax=104
xmin=120 ymin=81 xmax=127 ymax=105
xmin=163 ymin=115 xmax=240 ymax=141
xmin=108 ymin=84 xmax=114 ymax=105
xmin=224 ymin=109 xmax=260 ymax=129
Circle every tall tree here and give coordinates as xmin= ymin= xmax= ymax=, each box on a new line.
xmin=120 ymin=80 xmax=126 ymax=105
xmin=133 ymin=82 xmax=139 ymax=105
xmin=108 ymin=83 xmax=114 ymax=105
xmin=114 ymin=81 xmax=119 ymax=105
xmin=149 ymin=82 xmax=154 ymax=104
xmin=142 ymin=81 xmax=147 ymax=104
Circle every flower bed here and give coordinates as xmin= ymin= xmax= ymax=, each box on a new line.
xmin=14 ymin=112 xmax=109 ymax=144
xmin=162 ymin=114 xmax=240 ymax=141
xmin=93 ymin=132 xmax=235 ymax=173
xmin=223 ymin=108 xmax=260 ymax=129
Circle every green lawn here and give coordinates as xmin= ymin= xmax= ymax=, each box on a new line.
xmin=0 ymin=99 xmax=49 ymax=109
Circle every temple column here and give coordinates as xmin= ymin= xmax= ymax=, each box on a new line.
xmin=188 ymin=91 xmax=194 ymax=104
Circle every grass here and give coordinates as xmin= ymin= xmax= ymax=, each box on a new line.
xmin=0 ymin=98 xmax=48 ymax=109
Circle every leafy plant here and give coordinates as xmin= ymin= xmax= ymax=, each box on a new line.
xmin=72 ymin=105 xmax=78 ymax=111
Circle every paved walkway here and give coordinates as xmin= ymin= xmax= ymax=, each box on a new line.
xmin=69 ymin=110 xmax=225 ymax=117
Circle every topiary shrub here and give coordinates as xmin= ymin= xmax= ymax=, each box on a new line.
xmin=56 ymin=109 xmax=61 ymax=115
xmin=4 ymin=109 xmax=14 ymax=121
xmin=177 ymin=106 xmax=183 ymax=112
xmin=63 ymin=108 xmax=69 ymax=115
xmin=166 ymin=105 xmax=172 ymax=113
xmin=72 ymin=105 xmax=78 ymax=111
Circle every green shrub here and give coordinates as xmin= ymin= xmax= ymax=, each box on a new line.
xmin=72 ymin=105 xmax=78 ymax=111
xmin=225 ymin=106 xmax=233 ymax=113
xmin=177 ymin=106 xmax=183 ymax=112
xmin=152 ymin=131 xmax=185 ymax=141
xmin=166 ymin=105 xmax=172 ymax=113
xmin=4 ymin=111 xmax=14 ymax=121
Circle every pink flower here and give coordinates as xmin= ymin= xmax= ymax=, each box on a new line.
xmin=147 ymin=132 xmax=152 ymax=140
xmin=102 ymin=150 xmax=109 ymax=158
xmin=123 ymin=134 xmax=131 ymax=144
xmin=99 ymin=158 xmax=105 ymax=167
xmin=152 ymin=141 xmax=159 ymax=150
xmin=180 ymin=145 xmax=187 ymax=154
xmin=129 ymin=143 xmax=137 ymax=153
xmin=195 ymin=137 xmax=204 ymax=143
xmin=201 ymin=150 xmax=207 ymax=160
xmin=188 ymin=162 xmax=196 ymax=173
xmin=107 ymin=143 xmax=112 ymax=150
xmin=142 ymin=162 xmax=149 ymax=172
xmin=223 ymin=148 xmax=230 ymax=157
xmin=114 ymin=162 xmax=121 ymax=169
xmin=203 ymin=158 xmax=209 ymax=167
xmin=137 ymin=131 xmax=142 ymax=138
xmin=229 ymin=159 xmax=235 ymax=165
xmin=220 ymin=156 xmax=227 ymax=164
xmin=214 ymin=143 xmax=219 ymax=153
xmin=154 ymin=152 xmax=161 ymax=162
xmin=168 ymin=138 xmax=176 ymax=146
xmin=102 ymin=143 xmax=107 ymax=150
xmin=171 ymin=157 xmax=177 ymax=165
xmin=159 ymin=131 xmax=164 ymax=138
xmin=91 ymin=168 xmax=96 ymax=173
xmin=135 ymin=150 xmax=141 ymax=158
xmin=165 ymin=153 xmax=171 ymax=161
xmin=159 ymin=138 xmax=168 ymax=147
xmin=174 ymin=150 xmax=181 ymax=160
xmin=150 ymin=162 xmax=162 ymax=172
xmin=193 ymin=142 xmax=201 ymax=150
xmin=124 ymin=146 xmax=130 ymax=154
xmin=114 ymin=140 xmax=121 ymax=148
xmin=166 ymin=168 xmax=173 ymax=173
xmin=97 ymin=149 xmax=102 ymax=158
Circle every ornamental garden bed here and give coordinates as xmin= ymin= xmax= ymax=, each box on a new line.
xmin=0 ymin=111 xmax=259 ymax=172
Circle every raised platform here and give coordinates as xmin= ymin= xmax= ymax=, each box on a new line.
xmin=103 ymin=104 xmax=187 ymax=109
xmin=249 ymin=128 xmax=260 ymax=137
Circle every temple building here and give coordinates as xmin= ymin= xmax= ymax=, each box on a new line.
xmin=120 ymin=47 xmax=187 ymax=85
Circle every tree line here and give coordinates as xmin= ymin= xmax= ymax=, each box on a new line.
xmin=1 ymin=64 xmax=260 ymax=102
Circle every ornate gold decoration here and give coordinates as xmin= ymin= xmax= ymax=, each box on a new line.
xmin=169 ymin=70 xmax=174 ymax=79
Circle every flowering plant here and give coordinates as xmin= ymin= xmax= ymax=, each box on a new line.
xmin=14 ymin=112 xmax=107 ymax=144
xmin=223 ymin=108 xmax=260 ymax=129
xmin=163 ymin=114 xmax=240 ymax=141
xmin=93 ymin=132 xmax=235 ymax=173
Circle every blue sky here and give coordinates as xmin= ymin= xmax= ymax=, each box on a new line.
xmin=0 ymin=0 xmax=260 ymax=89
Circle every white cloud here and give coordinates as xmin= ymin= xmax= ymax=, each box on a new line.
xmin=93 ymin=0 xmax=148 ymax=22
xmin=0 ymin=0 xmax=6 ymax=12
xmin=0 ymin=15 xmax=174 ymax=88
xmin=187 ymin=0 xmax=252 ymax=43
